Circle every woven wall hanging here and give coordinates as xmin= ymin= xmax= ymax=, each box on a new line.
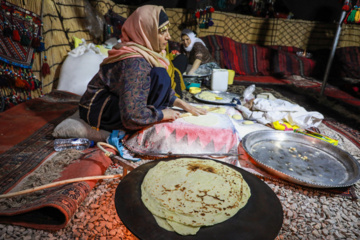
xmin=0 ymin=0 xmax=43 ymax=111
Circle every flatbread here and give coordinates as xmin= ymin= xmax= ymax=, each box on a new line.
xmin=210 ymin=107 xmax=226 ymax=114
xmin=183 ymin=114 xmax=219 ymax=127
xmin=141 ymin=158 xmax=251 ymax=235
xmin=198 ymin=91 xmax=220 ymax=101
xmin=232 ymin=114 xmax=243 ymax=120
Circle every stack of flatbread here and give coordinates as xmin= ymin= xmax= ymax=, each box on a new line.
xmin=198 ymin=91 xmax=222 ymax=101
xmin=141 ymin=158 xmax=251 ymax=235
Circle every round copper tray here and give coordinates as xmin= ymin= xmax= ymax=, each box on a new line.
xmin=115 ymin=158 xmax=283 ymax=240
xmin=242 ymin=130 xmax=360 ymax=188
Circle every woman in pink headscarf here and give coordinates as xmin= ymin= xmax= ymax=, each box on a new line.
xmin=79 ymin=5 xmax=206 ymax=132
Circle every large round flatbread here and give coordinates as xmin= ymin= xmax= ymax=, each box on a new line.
xmin=183 ymin=114 xmax=219 ymax=127
xmin=141 ymin=158 xmax=251 ymax=235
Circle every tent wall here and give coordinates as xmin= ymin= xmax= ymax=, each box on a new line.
xmin=3 ymin=0 xmax=360 ymax=97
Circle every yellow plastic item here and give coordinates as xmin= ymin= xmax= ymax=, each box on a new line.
xmin=72 ymin=36 xmax=83 ymax=48
xmin=215 ymin=97 xmax=223 ymax=100
xmin=227 ymin=70 xmax=235 ymax=85
xmin=294 ymin=129 xmax=338 ymax=146
xmin=189 ymin=87 xmax=201 ymax=94
xmin=95 ymin=45 xmax=109 ymax=57
xmin=273 ymin=121 xmax=299 ymax=131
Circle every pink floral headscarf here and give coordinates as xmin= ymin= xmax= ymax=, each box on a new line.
xmin=102 ymin=5 xmax=169 ymax=68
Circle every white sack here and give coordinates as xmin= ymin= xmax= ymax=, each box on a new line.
xmin=57 ymin=42 xmax=106 ymax=96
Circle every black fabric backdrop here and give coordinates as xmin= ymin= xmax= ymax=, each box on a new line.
xmin=110 ymin=0 xmax=343 ymax=22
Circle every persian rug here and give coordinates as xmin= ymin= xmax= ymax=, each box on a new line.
xmin=0 ymin=90 xmax=112 ymax=230
xmin=234 ymin=75 xmax=360 ymax=108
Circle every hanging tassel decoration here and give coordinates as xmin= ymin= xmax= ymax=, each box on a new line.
xmin=342 ymin=0 xmax=350 ymax=11
xmin=36 ymin=37 xmax=45 ymax=52
xmin=199 ymin=9 xmax=206 ymax=29
xmin=20 ymin=30 xmax=31 ymax=46
xmin=22 ymin=78 xmax=31 ymax=90
xmin=12 ymin=27 xmax=21 ymax=42
xmin=0 ymin=75 xmax=14 ymax=87
xmin=42 ymin=56 xmax=50 ymax=76
xmin=30 ymin=79 xmax=36 ymax=90
xmin=3 ymin=22 xmax=12 ymax=37
xmin=31 ymin=35 xmax=41 ymax=48
xmin=195 ymin=10 xmax=201 ymax=19
xmin=29 ymin=70 xmax=41 ymax=90
xmin=26 ymin=69 xmax=35 ymax=91
xmin=208 ymin=6 xmax=215 ymax=27
xmin=34 ymin=77 xmax=41 ymax=89
xmin=15 ymin=77 xmax=25 ymax=88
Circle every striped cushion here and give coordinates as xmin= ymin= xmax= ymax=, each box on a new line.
xmin=271 ymin=48 xmax=316 ymax=77
xmin=201 ymin=35 xmax=270 ymax=76
xmin=335 ymin=47 xmax=360 ymax=79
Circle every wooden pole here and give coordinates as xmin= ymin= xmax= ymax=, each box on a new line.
xmin=0 ymin=174 xmax=123 ymax=199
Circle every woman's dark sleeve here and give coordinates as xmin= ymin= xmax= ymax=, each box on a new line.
xmin=110 ymin=58 xmax=164 ymax=130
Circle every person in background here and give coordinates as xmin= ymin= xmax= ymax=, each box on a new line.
xmin=180 ymin=28 xmax=220 ymax=75
xmin=79 ymin=5 xmax=206 ymax=132
xmin=165 ymin=43 xmax=187 ymax=98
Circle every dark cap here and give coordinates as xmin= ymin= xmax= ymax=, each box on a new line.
xmin=159 ymin=10 xmax=169 ymax=29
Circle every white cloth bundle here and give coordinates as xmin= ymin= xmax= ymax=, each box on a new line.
xmin=236 ymin=98 xmax=324 ymax=129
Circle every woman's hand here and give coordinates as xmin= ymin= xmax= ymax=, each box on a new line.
xmin=173 ymin=98 xmax=207 ymax=117
xmin=187 ymin=59 xmax=202 ymax=75
xmin=162 ymin=108 xmax=181 ymax=121
xmin=186 ymin=104 xmax=207 ymax=116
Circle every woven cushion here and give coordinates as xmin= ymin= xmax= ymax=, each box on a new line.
xmin=270 ymin=48 xmax=316 ymax=77
xmin=201 ymin=35 xmax=270 ymax=76
xmin=335 ymin=47 xmax=360 ymax=79
xmin=52 ymin=110 xmax=110 ymax=142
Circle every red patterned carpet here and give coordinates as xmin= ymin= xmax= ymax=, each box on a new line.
xmin=0 ymin=91 xmax=112 ymax=230
xmin=234 ymin=76 xmax=360 ymax=107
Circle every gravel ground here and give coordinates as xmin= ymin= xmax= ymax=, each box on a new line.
xmin=1 ymin=125 xmax=360 ymax=240
xmin=1 ymin=169 xmax=359 ymax=240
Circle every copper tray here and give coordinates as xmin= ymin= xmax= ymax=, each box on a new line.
xmin=115 ymin=158 xmax=283 ymax=240
xmin=242 ymin=130 xmax=360 ymax=188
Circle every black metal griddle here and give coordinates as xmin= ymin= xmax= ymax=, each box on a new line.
xmin=115 ymin=158 xmax=283 ymax=240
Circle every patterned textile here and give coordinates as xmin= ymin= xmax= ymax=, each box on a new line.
xmin=200 ymin=35 xmax=318 ymax=78
xmin=0 ymin=90 xmax=112 ymax=230
xmin=335 ymin=47 xmax=360 ymax=79
xmin=0 ymin=2 xmax=43 ymax=111
xmin=124 ymin=105 xmax=240 ymax=156
xmin=0 ymin=1 xmax=41 ymax=68
xmin=201 ymin=35 xmax=270 ymax=76
xmin=234 ymin=75 xmax=360 ymax=108
xmin=270 ymin=46 xmax=316 ymax=77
